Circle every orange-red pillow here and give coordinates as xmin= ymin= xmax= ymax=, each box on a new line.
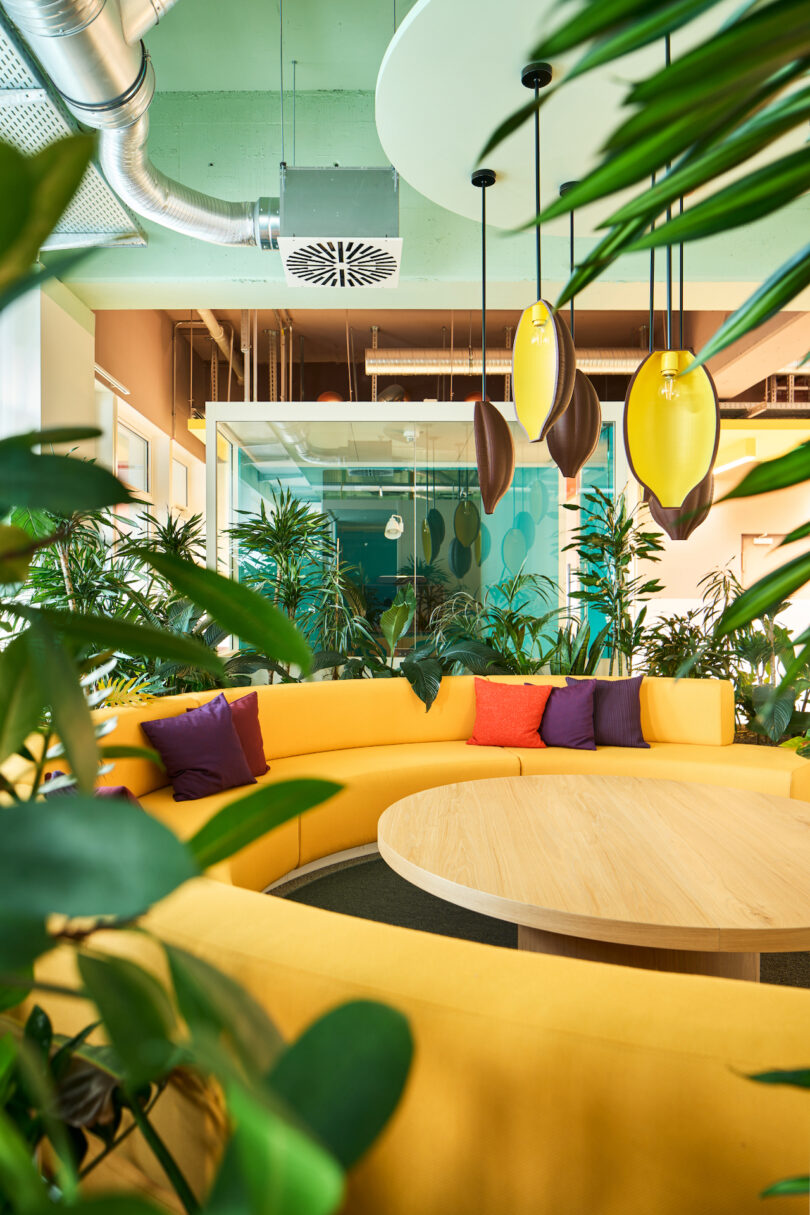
xmin=467 ymin=678 xmax=552 ymax=748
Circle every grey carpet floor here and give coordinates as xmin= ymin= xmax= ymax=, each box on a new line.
xmin=277 ymin=856 xmax=810 ymax=988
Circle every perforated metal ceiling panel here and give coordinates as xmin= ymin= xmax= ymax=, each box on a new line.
xmin=0 ymin=22 xmax=144 ymax=248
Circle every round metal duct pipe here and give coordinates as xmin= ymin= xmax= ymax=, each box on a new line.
xmin=1 ymin=0 xmax=279 ymax=248
xmin=364 ymin=348 xmax=647 ymax=377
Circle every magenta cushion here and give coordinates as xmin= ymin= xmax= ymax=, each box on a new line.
xmin=226 ymin=692 xmax=268 ymax=777
xmin=142 ymin=693 xmax=256 ymax=801
xmin=566 ymin=675 xmax=649 ymax=748
xmin=527 ymin=681 xmax=597 ymax=750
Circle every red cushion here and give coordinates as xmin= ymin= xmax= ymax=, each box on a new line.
xmin=229 ymin=691 xmax=268 ymax=777
xmin=467 ymin=678 xmax=552 ymax=748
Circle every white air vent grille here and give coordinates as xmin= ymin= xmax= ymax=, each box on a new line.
xmin=278 ymin=237 xmax=402 ymax=289
xmin=0 ymin=23 xmax=144 ymax=247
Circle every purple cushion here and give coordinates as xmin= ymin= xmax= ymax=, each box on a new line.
xmin=528 ymin=681 xmax=597 ymax=750
xmin=142 ymin=693 xmax=256 ymax=802
xmin=566 ymin=675 xmax=649 ymax=748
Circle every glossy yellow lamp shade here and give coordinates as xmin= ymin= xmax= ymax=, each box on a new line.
xmin=512 ymin=300 xmax=576 ymax=442
xmin=624 ymin=350 xmax=720 ymax=509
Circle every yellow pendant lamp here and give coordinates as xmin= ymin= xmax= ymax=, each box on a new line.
xmin=623 ymin=35 xmax=719 ymax=514
xmin=512 ymin=62 xmax=576 ymax=442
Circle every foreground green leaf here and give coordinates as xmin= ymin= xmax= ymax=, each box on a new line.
xmin=0 ymin=447 xmax=133 ymax=513
xmin=718 ymin=552 xmax=810 ymax=635
xmin=209 ymin=1083 xmax=344 ymax=1215
xmin=135 ymin=551 xmax=312 ymax=674
xmin=762 ymin=1175 xmax=810 ymax=1197
xmin=692 ymin=243 xmax=810 ymax=369
xmin=10 ymin=604 xmax=225 ymax=677
xmin=165 ymin=945 xmax=282 ymax=1075
xmin=188 ymin=779 xmax=341 ymax=869
xmin=0 ymin=633 xmax=45 ymax=765
xmin=268 ymin=1000 xmax=413 ymax=1170
xmin=25 ymin=623 xmax=97 ymax=792
xmin=0 ymin=798 xmax=199 ymax=918
xmin=401 ymin=656 xmax=442 ymax=711
xmin=0 ymin=1106 xmax=49 ymax=1212
xmin=721 ymin=441 xmax=810 ymax=500
xmin=750 ymin=1068 xmax=810 ymax=1088
xmin=78 ymin=953 xmax=178 ymax=1087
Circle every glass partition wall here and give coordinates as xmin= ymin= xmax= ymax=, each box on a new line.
xmin=205 ymin=402 xmax=622 ymax=659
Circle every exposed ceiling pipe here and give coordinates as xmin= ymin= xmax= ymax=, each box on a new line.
xmin=197 ymin=309 xmax=244 ymax=385
xmin=1 ymin=0 xmax=279 ymax=249
xmin=364 ymin=348 xmax=650 ymax=377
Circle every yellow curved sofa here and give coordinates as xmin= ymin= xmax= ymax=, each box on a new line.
xmin=39 ymin=676 xmax=810 ymax=1213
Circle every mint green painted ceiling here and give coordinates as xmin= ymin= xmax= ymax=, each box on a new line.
xmin=147 ymin=0 xmax=418 ymax=92
xmin=55 ymin=0 xmax=810 ymax=314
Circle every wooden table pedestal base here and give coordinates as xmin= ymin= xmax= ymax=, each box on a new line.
xmin=517 ymin=926 xmax=760 ymax=982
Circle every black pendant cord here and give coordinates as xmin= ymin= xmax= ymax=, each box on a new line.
xmin=559 ymin=180 xmax=579 ymax=344
xmin=534 ymin=89 xmax=541 ymax=300
xmin=482 ymin=183 xmax=488 ymax=401
xmin=665 ymin=35 xmax=673 ymax=350
xmin=679 ymin=196 xmax=685 ymax=348
xmin=472 ymin=168 xmax=496 ymax=401
xmin=648 ymin=173 xmax=656 ymax=355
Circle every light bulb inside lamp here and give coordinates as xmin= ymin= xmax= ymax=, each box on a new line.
xmin=658 ymin=350 xmax=680 ymax=403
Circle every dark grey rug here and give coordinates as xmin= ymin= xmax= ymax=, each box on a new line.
xmin=275 ymin=856 xmax=808 ymax=987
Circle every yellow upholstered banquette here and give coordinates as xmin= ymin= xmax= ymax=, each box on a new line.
xmin=35 ymin=676 xmax=810 ymax=1214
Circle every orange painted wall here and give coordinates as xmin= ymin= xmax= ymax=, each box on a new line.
xmin=94 ymin=310 xmax=205 ymax=459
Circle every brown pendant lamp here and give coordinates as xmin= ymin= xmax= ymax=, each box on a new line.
xmin=624 ymin=37 xmax=720 ymax=515
xmin=512 ymin=62 xmax=576 ymax=443
xmin=646 ymin=471 xmax=714 ymax=541
xmin=546 ymin=181 xmax=602 ymax=478
xmin=471 ymin=168 xmax=515 ymax=515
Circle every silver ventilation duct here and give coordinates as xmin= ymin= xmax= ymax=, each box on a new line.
xmin=1 ymin=0 xmax=279 ymax=248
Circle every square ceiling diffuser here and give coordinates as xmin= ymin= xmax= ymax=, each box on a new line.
xmin=278 ymin=166 xmax=401 ymax=288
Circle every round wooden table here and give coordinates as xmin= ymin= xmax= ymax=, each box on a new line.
xmin=377 ymin=774 xmax=810 ymax=981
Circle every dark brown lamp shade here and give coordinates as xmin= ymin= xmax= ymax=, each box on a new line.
xmin=512 ymin=300 xmax=576 ymax=442
xmin=448 ymin=537 xmax=472 ymax=578
xmin=547 ymin=370 xmax=602 ymax=478
xmin=646 ymin=472 xmax=714 ymax=541
xmin=474 ymin=399 xmax=515 ymax=515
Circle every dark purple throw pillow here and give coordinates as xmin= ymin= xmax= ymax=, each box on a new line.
xmin=142 ymin=693 xmax=256 ymax=802
xmin=527 ymin=681 xmax=597 ymax=750
xmin=566 ymin=675 xmax=649 ymax=748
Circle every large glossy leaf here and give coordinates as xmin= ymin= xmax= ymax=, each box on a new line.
xmin=0 ymin=1107 xmax=50 ymax=1212
xmin=692 ymin=243 xmax=810 ymax=369
xmin=400 ymin=656 xmax=442 ymax=711
xmin=51 ymin=1197 xmax=167 ymax=1215
xmin=0 ymin=633 xmax=45 ymax=765
xmin=25 ymin=623 xmax=97 ymax=792
xmin=0 ymin=248 xmax=90 ymax=315
xmin=529 ymin=0 xmax=660 ymax=58
xmin=0 ymin=448 xmax=133 ymax=513
xmin=750 ymin=1068 xmax=810 ymax=1088
xmin=0 ymin=798 xmax=198 ymax=919
xmin=560 ymin=0 xmax=720 ymax=81
xmin=165 ymin=945 xmax=282 ymax=1075
xmin=208 ymin=1083 xmax=344 ymax=1215
xmin=781 ymin=521 xmax=810 ymax=547
xmin=188 ymin=778 xmax=341 ymax=869
xmin=0 ymin=142 xmax=31 ymax=257
xmin=380 ymin=587 xmax=416 ymax=657
xmin=629 ymin=147 xmax=810 ymax=249
xmin=607 ymin=81 xmax=810 ymax=225
xmin=77 ymin=953 xmax=178 ymax=1088
xmin=762 ymin=1176 xmax=810 ymax=1196
xmin=717 ymin=551 xmax=810 ymax=635
xmin=0 ymin=134 xmax=94 ymax=294
xmin=267 ymin=1000 xmax=413 ymax=1170
xmin=134 ymin=551 xmax=312 ymax=674
xmin=9 ymin=604 xmax=224 ymax=677
xmin=721 ymin=440 xmax=810 ymax=500
xmin=630 ymin=0 xmax=810 ymax=106
xmin=556 ymin=216 xmax=649 ymax=309
xmin=0 ymin=917 xmax=51 ymax=974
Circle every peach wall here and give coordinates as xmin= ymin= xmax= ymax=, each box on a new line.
xmin=94 ymin=310 xmax=205 ymax=459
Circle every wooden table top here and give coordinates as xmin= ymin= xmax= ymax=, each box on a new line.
xmin=377 ymin=774 xmax=810 ymax=953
